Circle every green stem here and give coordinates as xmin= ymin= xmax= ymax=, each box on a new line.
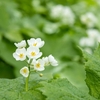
xmin=25 ymin=73 xmax=30 ymax=91
xmin=25 ymin=59 xmax=32 ymax=91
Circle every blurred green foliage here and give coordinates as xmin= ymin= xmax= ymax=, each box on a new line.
xmin=0 ymin=0 xmax=100 ymax=92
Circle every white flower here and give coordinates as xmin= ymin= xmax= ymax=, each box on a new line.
xmin=27 ymin=46 xmax=42 ymax=59
xmin=87 ymin=29 xmax=100 ymax=39
xmin=20 ymin=67 xmax=29 ymax=77
xmin=80 ymin=12 xmax=97 ymax=27
xmin=61 ymin=7 xmax=75 ymax=25
xmin=33 ymin=59 xmax=45 ymax=71
xmin=79 ymin=37 xmax=95 ymax=47
xmin=48 ymin=55 xmax=58 ymax=66
xmin=14 ymin=40 xmax=26 ymax=49
xmin=42 ymin=57 xmax=50 ymax=66
xmin=27 ymin=38 xmax=45 ymax=48
xmin=13 ymin=48 xmax=26 ymax=61
xmin=50 ymin=5 xmax=75 ymax=25
xmin=50 ymin=5 xmax=63 ymax=20
xmin=42 ymin=55 xmax=58 ymax=66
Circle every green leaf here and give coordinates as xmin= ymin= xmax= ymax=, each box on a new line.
xmin=83 ymin=44 xmax=100 ymax=99
xmin=39 ymin=78 xmax=96 ymax=100
xmin=57 ymin=61 xmax=88 ymax=91
xmin=0 ymin=75 xmax=96 ymax=100
xmin=0 ymin=77 xmax=45 ymax=100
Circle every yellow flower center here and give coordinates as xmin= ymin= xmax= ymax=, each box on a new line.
xmin=31 ymin=52 xmax=36 ymax=56
xmin=23 ymin=68 xmax=27 ymax=74
xmin=19 ymin=54 xmax=24 ymax=58
xmin=33 ymin=43 xmax=37 ymax=46
xmin=36 ymin=63 xmax=40 ymax=68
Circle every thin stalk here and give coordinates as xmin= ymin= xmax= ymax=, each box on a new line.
xmin=25 ymin=59 xmax=32 ymax=91
xmin=25 ymin=72 xmax=30 ymax=91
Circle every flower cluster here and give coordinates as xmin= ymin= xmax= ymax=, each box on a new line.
xmin=13 ymin=38 xmax=58 ymax=78
xmin=50 ymin=5 xmax=75 ymax=26
xmin=79 ymin=29 xmax=100 ymax=53
xmin=80 ymin=12 xmax=97 ymax=28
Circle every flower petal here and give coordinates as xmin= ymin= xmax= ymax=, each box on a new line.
xmin=20 ymin=67 xmax=29 ymax=77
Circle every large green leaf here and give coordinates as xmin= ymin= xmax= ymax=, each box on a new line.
xmin=39 ymin=78 xmax=96 ymax=100
xmin=0 ymin=77 xmax=45 ymax=100
xmin=0 ymin=76 xmax=96 ymax=100
xmin=83 ymin=44 xmax=100 ymax=99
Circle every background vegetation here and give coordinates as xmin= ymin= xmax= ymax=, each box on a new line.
xmin=0 ymin=0 xmax=100 ymax=93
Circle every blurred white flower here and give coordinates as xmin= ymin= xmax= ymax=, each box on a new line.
xmin=27 ymin=38 xmax=45 ymax=48
xmin=50 ymin=5 xmax=63 ymax=20
xmin=48 ymin=55 xmax=58 ymax=66
xmin=79 ymin=29 xmax=100 ymax=53
xmin=61 ymin=7 xmax=75 ymax=25
xmin=43 ymin=23 xmax=59 ymax=34
xmin=80 ymin=12 xmax=97 ymax=27
xmin=87 ymin=29 xmax=100 ymax=39
xmin=50 ymin=5 xmax=75 ymax=25
xmin=14 ymin=40 xmax=26 ymax=49
xmin=13 ymin=48 xmax=26 ymax=61
xmin=20 ymin=67 xmax=29 ymax=77
xmin=87 ymin=29 xmax=99 ymax=37
xmin=79 ymin=37 xmax=94 ymax=47
xmin=33 ymin=59 xmax=45 ymax=71
xmin=27 ymin=46 xmax=42 ymax=59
